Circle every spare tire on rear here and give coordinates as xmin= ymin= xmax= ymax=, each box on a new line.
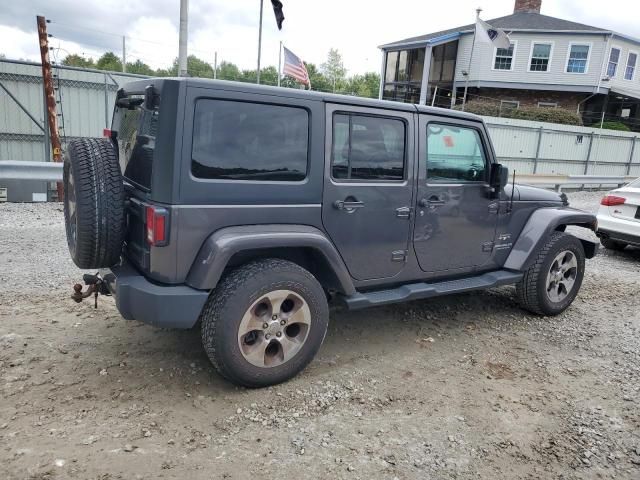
xmin=63 ymin=138 xmax=125 ymax=269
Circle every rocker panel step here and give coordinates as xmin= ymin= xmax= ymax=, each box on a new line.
xmin=342 ymin=270 xmax=523 ymax=310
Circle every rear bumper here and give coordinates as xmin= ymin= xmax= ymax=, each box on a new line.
xmin=596 ymin=213 xmax=640 ymax=246
xmin=102 ymin=260 xmax=209 ymax=329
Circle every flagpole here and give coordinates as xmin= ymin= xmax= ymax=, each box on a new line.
xmin=257 ymin=0 xmax=264 ymax=84
xmin=278 ymin=41 xmax=282 ymax=87
xmin=462 ymin=8 xmax=482 ymax=111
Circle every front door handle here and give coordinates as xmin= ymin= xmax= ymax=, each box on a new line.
xmin=334 ymin=200 xmax=364 ymax=211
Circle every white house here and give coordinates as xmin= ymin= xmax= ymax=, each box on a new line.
xmin=379 ymin=0 xmax=640 ymax=127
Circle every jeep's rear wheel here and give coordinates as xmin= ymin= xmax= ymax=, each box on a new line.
xmin=63 ymin=138 xmax=124 ymax=268
xmin=516 ymin=232 xmax=585 ymax=316
xmin=200 ymin=259 xmax=329 ymax=388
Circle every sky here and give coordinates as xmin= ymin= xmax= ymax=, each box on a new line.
xmin=1 ymin=0 xmax=639 ymax=74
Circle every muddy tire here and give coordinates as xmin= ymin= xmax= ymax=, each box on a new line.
xmin=516 ymin=232 xmax=585 ymax=316
xmin=63 ymin=138 xmax=125 ymax=269
xmin=200 ymin=259 xmax=329 ymax=388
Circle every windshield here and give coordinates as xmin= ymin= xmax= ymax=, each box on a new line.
xmin=628 ymin=176 xmax=640 ymax=187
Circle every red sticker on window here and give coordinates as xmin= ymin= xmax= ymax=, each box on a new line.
xmin=443 ymin=136 xmax=454 ymax=147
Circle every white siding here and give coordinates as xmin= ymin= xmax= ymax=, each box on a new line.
xmin=455 ymin=32 xmax=610 ymax=90
xmin=606 ymin=37 xmax=640 ymax=98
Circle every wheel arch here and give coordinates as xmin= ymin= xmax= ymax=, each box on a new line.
xmin=504 ymin=207 xmax=598 ymax=271
xmin=185 ymin=225 xmax=356 ymax=295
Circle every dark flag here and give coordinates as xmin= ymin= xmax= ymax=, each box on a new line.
xmin=283 ymin=46 xmax=310 ymax=87
xmin=271 ymin=0 xmax=284 ymax=30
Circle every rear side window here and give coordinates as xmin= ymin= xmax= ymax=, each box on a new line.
xmin=331 ymin=113 xmax=405 ymax=181
xmin=426 ymin=124 xmax=487 ymax=182
xmin=191 ymin=99 xmax=309 ymax=181
xmin=112 ymin=95 xmax=158 ymax=190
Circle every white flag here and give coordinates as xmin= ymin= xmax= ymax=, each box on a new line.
xmin=475 ymin=18 xmax=511 ymax=50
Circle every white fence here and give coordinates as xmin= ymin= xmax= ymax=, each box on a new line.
xmin=485 ymin=117 xmax=640 ymax=177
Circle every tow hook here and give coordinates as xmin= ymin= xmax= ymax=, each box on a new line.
xmin=71 ymin=273 xmax=108 ymax=309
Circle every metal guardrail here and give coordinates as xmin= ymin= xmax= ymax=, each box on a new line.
xmin=0 ymin=160 xmax=62 ymax=182
xmin=0 ymin=161 xmax=635 ymax=194
xmin=517 ymin=174 xmax=635 ymax=191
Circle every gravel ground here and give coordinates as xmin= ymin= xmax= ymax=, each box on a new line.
xmin=1 ymin=191 xmax=639 ymax=480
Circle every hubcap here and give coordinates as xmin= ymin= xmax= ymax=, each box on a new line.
xmin=237 ymin=290 xmax=311 ymax=368
xmin=546 ymin=250 xmax=578 ymax=303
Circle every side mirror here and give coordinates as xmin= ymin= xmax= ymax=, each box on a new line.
xmin=490 ymin=163 xmax=509 ymax=194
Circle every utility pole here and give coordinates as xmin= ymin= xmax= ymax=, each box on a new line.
xmin=36 ymin=15 xmax=63 ymax=201
xmin=122 ymin=36 xmax=126 ymax=72
xmin=214 ymin=51 xmax=218 ymax=79
xmin=277 ymin=41 xmax=282 ymax=87
xmin=178 ymin=0 xmax=189 ymax=77
xmin=257 ymin=0 xmax=264 ymax=84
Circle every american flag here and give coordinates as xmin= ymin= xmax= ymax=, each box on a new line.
xmin=283 ymin=46 xmax=310 ymax=87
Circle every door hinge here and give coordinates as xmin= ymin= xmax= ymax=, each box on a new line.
xmin=482 ymin=242 xmax=495 ymax=252
xmin=391 ymin=250 xmax=408 ymax=262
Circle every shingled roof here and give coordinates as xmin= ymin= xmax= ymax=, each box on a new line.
xmin=380 ymin=11 xmax=610 ymax=49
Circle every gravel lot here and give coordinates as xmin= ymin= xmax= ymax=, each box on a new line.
xmin=1 ymin=191 xmax=639 ymax=480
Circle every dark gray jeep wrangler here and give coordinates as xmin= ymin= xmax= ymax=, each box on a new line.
xmin=63 ymin=78 xmax=598 ymax=387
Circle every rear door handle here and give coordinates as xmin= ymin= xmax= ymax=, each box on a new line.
xmin=334 ymin=200 xmax=364 ymax=211
xmin=396 ymin=206 xmax=412 ymax=218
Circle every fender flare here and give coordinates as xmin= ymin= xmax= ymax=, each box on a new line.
xmin=185 ymin=224 xmax=356 ymax=295
xmin=504 ymin=207 xmax=598 ymax=271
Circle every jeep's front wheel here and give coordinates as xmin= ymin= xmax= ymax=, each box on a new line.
xmin=200 ymin=259 xmax=329 ymax=388
xmin=516 ymin=232 xmax=585 ymax=316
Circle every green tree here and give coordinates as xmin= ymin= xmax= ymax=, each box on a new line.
xmin=126 ymin=59 xmax=154 ymax=76
xmin=96 ymin=52 xmax=122 ymax=72
xmin=217 ymin=61 xmax=241 ymax=80
xmin=62 ymin=54 xmax=95 ymax=69
xmin=346 ymin=72 xmax=380 ymax=99
xmin=167 ymin=55 xmax=215 ymax=78
xmin=320 ymin=48 xmax=347 ymax=93
xmin=304 ymin=63 xmax=332 ymax=93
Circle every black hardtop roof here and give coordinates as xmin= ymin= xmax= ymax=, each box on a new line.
xmin=120 ymin=76 xmax=482 ymax=122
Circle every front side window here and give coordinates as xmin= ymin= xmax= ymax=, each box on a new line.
xmin=191 ymin=99 xmax=308 ymax=181
xmin=427 ymin=124 xmax=487 ymax=183
xmin=331 ymin=114 xmax=405 ymax=181
xmin=607 ymin=47 xmax=621 ymax=77
xmin=625 ymin=52 xmax=637 ymax=80
xmin=530 ymin=43 xmax=552 ymax=72
xmin=494 ymin=43 xmax=515 ymax=70
xmin=567 ymin=44 xmax=590 ymax=73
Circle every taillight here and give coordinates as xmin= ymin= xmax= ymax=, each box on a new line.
xmin=145 ymin=206 xmax=168 ymax=246
xmin=103 ymin=128 xmax=112 ymax=138
xmin=600 ymin=195 xmax=626 ymax=206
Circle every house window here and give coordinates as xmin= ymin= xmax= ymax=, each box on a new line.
xmin=530 ymin=43 xmax=552 ymax=72
xmin=494 ymin=43 xmax=515 ymax=70
xmin=566 ymin=44 xmax=590 ymax=73
xmin=383 ymin=48 xmax=425 ymax=104
xmin=607 ymin=47 xmax=621 ymax=77
xmin=538 ymin=102 xmax=558 ymax=108
xmin=625 ymin=52 xmax=637 ymax=80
